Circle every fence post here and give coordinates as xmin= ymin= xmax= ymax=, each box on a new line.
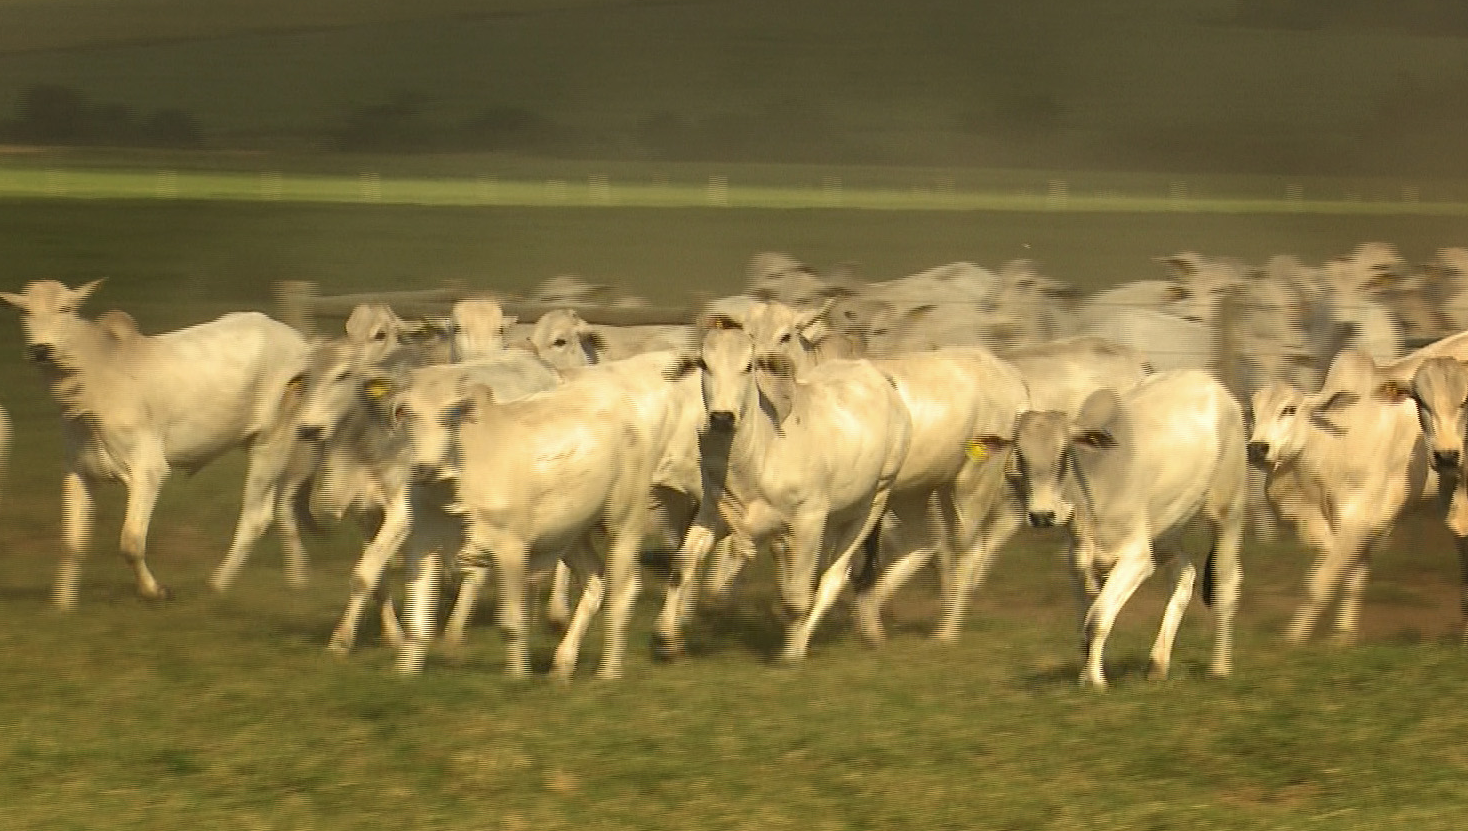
xmin=276 ymin=280 xmax=319 ymax=335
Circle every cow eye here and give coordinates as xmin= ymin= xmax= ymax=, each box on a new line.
xmin=743 ymin=361 xmax=753 ymax=373
xmin=553 ymin=337 xmax=568 ymax=348
xmin=779 ymin=332 xmax=792 ymax=344
xmin=373 ymin=331 xmax=388 ymax=341
xmin=1281 ymin=405 xmax=1297 ymax=417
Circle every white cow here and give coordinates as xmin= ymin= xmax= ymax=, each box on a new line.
xmin=1 ymin=280 xmax=310 ymax=608
xmin=659 ymin=325 xmax=912 ymax=662
xmin=1253 ymin=332 xmax=1468 ymax=644
xmin=528 ymin=308 xmax=691 ymax=371
xmin=449 ymin=297 xmax=515 ymax=361
xmin=974 ymin=370 xmax=1246 ymax=688
xmin=289 ymin=344 xmax=563 ymax=659
xmin=400 ymin=367 xmax=667 ymax=680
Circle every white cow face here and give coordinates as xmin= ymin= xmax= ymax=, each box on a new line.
xmin=295 ymin=344 xmax=365 ymax=443
xmin=741 ymin=300 xmax=829 ymax=375
xmin=697 ymin=323 xmax=755 ymax=433
xmin=392 ymin=370 xmax=467 ymax=482
xmin=530 ymin=309 xmax=601 ymax=371
xmin=1408 ymin=357 xmax=1468 ymax=472
xmin=0 ymin=279 xmax=104 ymax=366
xmin=451 ymin=299 xmax=515 ymax=361
xmin=1246 ymin=382 xmax=1320 ymax=469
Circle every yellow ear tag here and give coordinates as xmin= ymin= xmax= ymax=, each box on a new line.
xmin=365 ymin=379 xmax=391 ymax=400
xmin=965 ymin=438 xmax=989 ymax=461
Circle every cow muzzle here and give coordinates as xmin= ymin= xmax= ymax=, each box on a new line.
xmin=1246 ymin=441 xmax=1271 ymax=466
xmin=1028 ymin=510 xmax=1056 ymax=528
xmin=1433 ymin=449 xmax=1462 ymax=471
xmin=26 ymin=343 xmax=55 ymax=364
xmin=708 ymin=410 xmax=736 ymax=432
xmin=411 ymin=463 xmax=439 ymax=482
xmin=297 ymin=424 xmax=324 ymax=442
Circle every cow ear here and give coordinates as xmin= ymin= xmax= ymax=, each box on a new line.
xmin=583 ymin=330 xmax=607 ymax=351
xmin=72 ymin=278 xmax=105 ymax=304
xmin=1314 ymin=389 xmax=1361 ymax=413
xmin=0 ymin=290 xmax=27 ymax=310
xmin=1076 ymin=388 xmax=1122 ymax=433
xmin=966 ymin=435 xmax=1010 ymax=462
xmin=361 ymin=375 xmax=395 ymax=404
xmin=96 ymin=309 xmax=139 ymax=342
xmin=1375 ymin=379 xmax=1412 ymax=403
xmin=755 ymin=354 xmax=797 ymax=425
xmin=795 ymin=299 xmax=834 ymax=344
xmin=465 ymin=383 xmax=495 ymax=421
xmin=1073 ymin=429 xmax=1117 ymax=450
xmin=1163 ymin=283 xmax=1191 ymax=302
xmin=701 ymin=313 xmax=743 ymax=332
xmin=663 ymin=354 xmax=702 ymax=381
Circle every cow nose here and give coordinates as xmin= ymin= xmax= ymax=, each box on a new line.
xmin=1028 ymin=511 xmax=1055 ymax=528
xmin=26 ymin=343 xmax=54 ymax=363
xmin=411 ymin=463 xmax=437 ymax=481
xmin=708 ymin=411 xmax=736 ymax=432
xmin=297 ymin=424 xmax=323 ymax=442
xmin=1247 ymin=441 xmax=1270 ymax=465
xmin=1434 ymin=449 xmax=1461 ymax=470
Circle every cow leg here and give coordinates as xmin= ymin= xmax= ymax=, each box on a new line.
xmin=1082 ymin=542 xmax=1154 ymax=689
xmin=1206 ymin=510 xmax=1245 ymax=678
xmin=853 ymin=496 xmax=932 ymax=646
xmin=551 ymin=565 xmax=606 ymax=684
xmin=1443 ymin=484 xmax=1468 ymax=646
xmin=784 ymin=494 xmax=889 ymax=663
xmin=119 ymin=450 xmax=170 ymax=601
xmin=476 ymin=531 xmax=532 ymax=680
xmin=936 ymin=499 xmax=1023 ymax=644
xmin=654 ymin=521 xmax=721 ymax=659
xmin=56 ymin=471 xmax=96 ymax=610
xmin=1333 ymin=556 xmax=1372 ymax=647
xmin=597 ymin=532 xmax=643 ymax=681
xmin=441 ymin=561 xmax=490 ymax=662
xmin=328 ymin=499 xmax=410 ymax=655
xmin=545 ymin=562 xmax=574 ymax=631
xmin=212 ymin=445 xmax=292 ymax=593
xmin=1147 ymin=557 xmax=1196 ymax=681
xmin=270 ymin=476 xmax=314 ymax=597
xmin=396 ymin=543 xmax=442 ymax=676
xmin=1288 ymin=532 xmax=1357 ymax=645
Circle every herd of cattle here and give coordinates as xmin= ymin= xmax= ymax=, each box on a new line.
xmin=3 ymin=240 xmax=1468 ymax=688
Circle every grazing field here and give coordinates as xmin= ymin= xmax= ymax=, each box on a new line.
xmin=2 ymin=198 xmax=1468 ymax=829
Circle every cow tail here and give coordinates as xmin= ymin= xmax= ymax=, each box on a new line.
xmin=289 ymin=476 xmax=323 ymax=537
xmin=851 ymin=526 xmax=881 ymax=592
xmin=1201 ymin=548 xmax=1217 ymax=608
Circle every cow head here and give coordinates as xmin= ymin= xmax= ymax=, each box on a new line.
xmin=391 ymin=365 xmax=476 ymax=482
xmin=1246 ymin=381 xmax=1358 ymax=469
xmin=530 ymin=309 xmax=603 ymax=370
xmin=972 ymin=393 xmax=1124 ymax=530
xmin=0 ymin=279 xmax=105 ymax=366
xmin=1407 ymin=357 xmax=1468 ymax=473
xmin=741 ymin=299 xmax=833 ymax=374
xmin=450 ymin=298 xmax=515 ymax=361
xmin=671 ymin=320 xmax=752 ymax=433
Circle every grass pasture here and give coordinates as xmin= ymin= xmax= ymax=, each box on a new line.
xmin=1 ymin=197 xmax=1468 ymax=828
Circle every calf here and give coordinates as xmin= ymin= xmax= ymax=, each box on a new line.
xmin=975 ymin=370 xmax=1245 ymax=688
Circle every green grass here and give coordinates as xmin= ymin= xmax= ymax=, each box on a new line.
xmin=2 ymin=199 xmax=1468 ymax=828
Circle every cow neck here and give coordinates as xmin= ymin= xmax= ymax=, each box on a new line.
xmin=726 ymin=377 xmax=784 ymax=482
xmin=42 ymin=319 xmax=131 ymax=423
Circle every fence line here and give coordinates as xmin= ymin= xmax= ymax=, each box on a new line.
xmin=4 ymin=167 xmax=1468 ymax=215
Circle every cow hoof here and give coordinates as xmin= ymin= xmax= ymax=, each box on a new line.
xmin=146 ymin=585 xmax=174 ymax=602
xmin=549 ymin=666 xmax=575 ymax=686
xmin=1146 ymin=659 xmax=1168 ymax=682
xmin=325 ymin=640 xmax=352 ymax=660
xmin=650 ymin=632 xmax=683 ymax=662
